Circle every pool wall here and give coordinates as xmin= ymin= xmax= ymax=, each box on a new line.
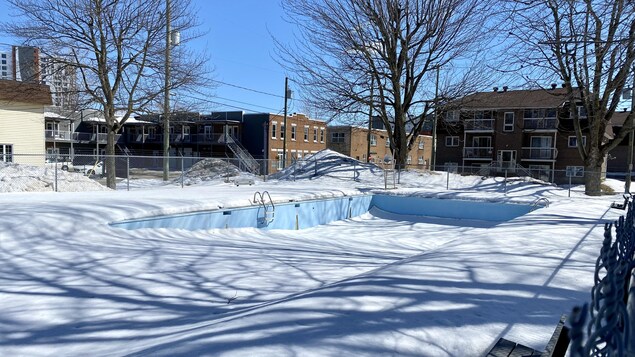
xmin=114 ymin=195 xmax=373 ymax=231
xmin=371 ymin=195 xmax=532 ymax=222
xmin=111 ymin=194 xmax=533 ymax=231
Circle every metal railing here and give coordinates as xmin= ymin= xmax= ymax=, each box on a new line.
xmin=523 ymin=118 xmax=558 ymax=130
xmin=463 ymin=146 xmax=494 ymax=159
xmin=464 ymin=119 xmax=495 ymax=131
xmin=521 ymin=147 xmax=558 ymax=160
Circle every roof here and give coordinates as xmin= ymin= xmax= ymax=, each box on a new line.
xmin=448 ymin=87 xmax=577 ymax=110
xmin=609 ymin=110 xmax=632 ymax=127
xmin=0 ymin=80 xmax=52 ymax=106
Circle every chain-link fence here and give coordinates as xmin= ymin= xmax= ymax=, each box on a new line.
xmin=0 ymin=152 xmax=628 ymax=195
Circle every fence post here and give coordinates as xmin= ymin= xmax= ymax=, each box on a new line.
xmin=353 ymin=162 xmax=356 ymax=181
xmin=53 ymin=153 xmax=58 ymax=192
xmin=126 ymin=155 xmax=130 ymax=191
xmin=181 ymin=155 xmax=184 ymax=188
xmin=504 ymin=169 xmax=508 ymax=195
xmin=446 ymin=170 xmax=450 ymax=190
xmin=314 ymin=157 xmax=318 ymax=176
xmin=569 ymin=174 xmax=572 ymax=198
xmin=54 ymin=152 xmax=58 ymax=192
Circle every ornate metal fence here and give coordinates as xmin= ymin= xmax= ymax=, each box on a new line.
xmin=569 ymin=200 xmax=635 ymax=357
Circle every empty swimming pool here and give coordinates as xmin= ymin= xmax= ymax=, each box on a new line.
xmin=111 ymin=194 xmax=537 ymax=231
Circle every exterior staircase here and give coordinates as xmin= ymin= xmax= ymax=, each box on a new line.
xmin=222 ymin=134 xmax=261 ymax=174
xmin=478 ymin=161 xmax=534 ymax=178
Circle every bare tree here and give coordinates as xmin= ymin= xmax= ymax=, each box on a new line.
xmin=277 ymin=0 xmax=498 ymax=168
xmin=2 ymin=0 xmax=208 ymax=188
xmin=505 ymin=0 xmax=635 ymax=196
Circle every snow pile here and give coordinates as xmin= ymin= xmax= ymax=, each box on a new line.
xmin=270 ymin=149 xmax=385 ymax=182
xmin=0 ymin=162 xmax=110 ymax=193
xmin=176 ymin=158 xmax=258 ymax=186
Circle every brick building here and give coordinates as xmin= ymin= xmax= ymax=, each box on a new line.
xmin=326 ymin=125 xmax=432 ymax=169
xmin=435 ymin=86 xmax=600 ymax=183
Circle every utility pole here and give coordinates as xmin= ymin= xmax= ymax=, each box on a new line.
xmin=162 ymin=0 xmax=171 ymax=181
xmin=282 ymin=77 xmax=289 ymax=169
xmin=625 ymin=73 xmax=635 ymax=193
xmin=366 ymin=77 xmax=373 ymax=162
xmin=431 ymin=66 xmax=439 ymax=171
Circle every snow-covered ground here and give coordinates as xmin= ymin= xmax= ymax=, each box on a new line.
xmin=0 ymin=150 xmax=626 ymax=356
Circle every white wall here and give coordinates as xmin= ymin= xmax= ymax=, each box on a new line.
xmin=0 ymin=100 xmax=45 ymax=165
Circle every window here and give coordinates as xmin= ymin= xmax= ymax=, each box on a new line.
xmin=271 ymin=122 xmax=277 ymax=139
xmin=504 ymin=112 xmax=514 ymax=132
xmin=407 ymin=155 xmax=412 ymax=164
xmin=304 ymin=126 xmax=309 ymax=141
xmin=577 ymin=106 xmax=588 ymax=118
xmin=1 ymin=144 xmax=13 ymax=162
xmin=148 ymin=127 xmax=156 ymax=139
xmin=276 ymin=152 xmax=284 ymax=170
xmin=445 ymin=110 xmax=459 ymax=122
xmin=291 ymin=124 xmax=297 ymax=141
xmin=385 ymin=137 xmax=390 ymax=147
xmin=280 ymin=124 xmax=285 ymax=139
xmin=320 ymin=128 xmax=325 ymax=142
xmin=370 ymin=134 xmax=377 ymax=146
xmin=331 ymin=132 xmax=345 ymax=143
xmin=445 ymin=136 xmax=459 ymax=147
xmin=418 ymin=140 xmax=424 ymax=149
xmin=418 ymin=156 xmax=424 ymax=164
xmin=566 ymin=166 xmax=584 ymax=177
xmin=568 ymin=136 xmax=586 ymax=148
xmin=313 ymin=127 xmax=318 ymax=142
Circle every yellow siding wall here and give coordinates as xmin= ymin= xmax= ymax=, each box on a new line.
xmin=0 ymin=100 xmax=45 ymax=166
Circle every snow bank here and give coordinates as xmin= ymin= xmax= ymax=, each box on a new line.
xmin=176 ymin=158 xmax=258 ymax=186
xmin=0 ymin=162 xmax=110 ymax=193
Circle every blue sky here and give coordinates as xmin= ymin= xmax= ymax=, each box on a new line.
xmin=0 ymin=0 xmax=297 ymax=115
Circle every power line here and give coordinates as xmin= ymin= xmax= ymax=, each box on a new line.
xmin=202 ymin=76 xmax=284 ymax=99
xmin=180 ymin=92 xmax=281 ymax=114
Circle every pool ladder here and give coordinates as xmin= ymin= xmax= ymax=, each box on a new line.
xmin=531 ymin=197 xmax=550 ymax=210
xmin=253 ymin=191 xmax=275 ymax=225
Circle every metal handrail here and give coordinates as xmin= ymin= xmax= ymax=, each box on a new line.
xmin=253 ymin=191 xmax=275 ymax=223
xmin=531 ymin=197 xmax=550 ymax=210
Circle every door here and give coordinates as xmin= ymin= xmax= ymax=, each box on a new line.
xmin=497 ymin=150 xmax=516 ymax=169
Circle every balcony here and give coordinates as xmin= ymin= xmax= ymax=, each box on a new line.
xmin=45 ymin=130 xmax=74 ymax=142
xmin=74 ymin=132 xmax=121 ymax=144
xmin=463 ymin=146 xmax=494 ymax=159
xmin=521 ymin=147 xmax=558 ymax=161
xmin=464 ymin=119 xmax=495 ymax=132
xmin=523 ymin=118 xmax=558 ymax=131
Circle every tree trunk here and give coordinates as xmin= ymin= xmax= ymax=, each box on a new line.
xmin=584 ymin=147 xmax=604 ymax=196
xmin=106 ymin=130 xmax=117 ymax=189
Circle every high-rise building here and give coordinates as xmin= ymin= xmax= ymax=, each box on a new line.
xmin=40 ymin=56 xmax=78 ymax=109
xmin=0 ymin=50 xmax=11 ymax=80
xmin=0 ymin=45 xmax=77 ymax=109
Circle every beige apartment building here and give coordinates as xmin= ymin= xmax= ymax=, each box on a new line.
xmin=327 ymin=125 xmax=432 ymax=169
xmin=0 ymin=80 xmax=52 ymax=165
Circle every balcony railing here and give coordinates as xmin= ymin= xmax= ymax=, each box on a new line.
xmin=45 ymin=130 xmax=74 ymax=141
xmin=463 ymin=146 xmax=494 ymax=159
xmin=521 ymin=147 xmax=558 ymax=160
xmin=523 ymin=118 xmax=558 ymax=130
xmin=464 ymin=119 xmax=495 ymax=131
xmin=123 ymin=133 xmax=239 ymax=145
xmin=74 ymin=132 xmax=121 ymax=144
xmin=46 ymin=130 xmax=121 ymax=144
